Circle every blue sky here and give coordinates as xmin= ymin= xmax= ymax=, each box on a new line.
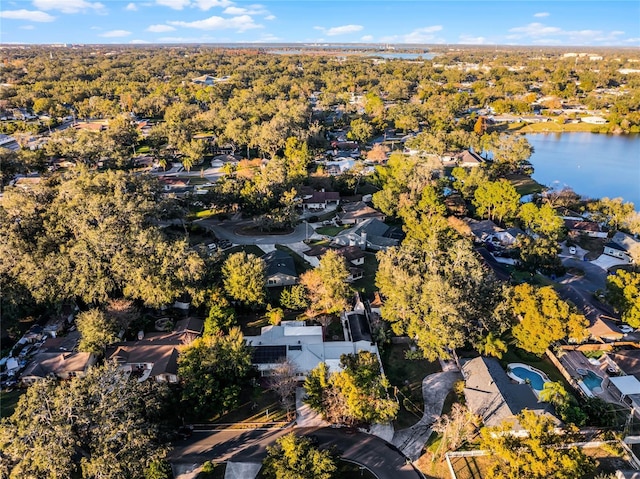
xmin=1 ymin=0 xmax=639 ymax=46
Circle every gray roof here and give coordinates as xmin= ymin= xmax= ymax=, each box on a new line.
xmin=463 ymin=218 xmax=503 ymax=240
xmin=462 ymin=357 xmax=555 ymax=429
xmin=339 ymin=202 xmax=385 ymax=222
xmin=262 ymin=250 xmax=297 ymax=278
xmin=608 ymin=232 xmax=639 ymax=252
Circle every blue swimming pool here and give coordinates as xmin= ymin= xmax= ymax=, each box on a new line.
xmin=510 ymin=366 xmax=546 ymax=391
xmin=582 ymin=370 xmax=603 ymax=391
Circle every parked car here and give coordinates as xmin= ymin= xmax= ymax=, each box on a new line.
xmin=569 ymin=246 xmax=577 ymax=255
xmin=218 ymin=239 xmax=232 ymax=249
xmin=619 ymin=324 xmax=634 ymax=334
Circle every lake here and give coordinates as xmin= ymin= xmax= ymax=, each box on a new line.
xmin=525 ymin=133 xmax=640 ymax=208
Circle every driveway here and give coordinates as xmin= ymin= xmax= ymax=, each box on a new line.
xmin=169 ymin=427 xmax=422 ymax=479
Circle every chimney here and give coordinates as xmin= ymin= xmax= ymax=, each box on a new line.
xmin=360 ymin=232 xmax=367 ymax=250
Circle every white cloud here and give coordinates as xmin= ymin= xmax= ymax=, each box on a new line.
xmin=508 ymin=22 xmax=629 ymax=45
xmin=0 ymin=9 xmax=56 ymax=21
xmin=32 ymin=0 xmax=104 ymax=13
xmin=147 ymin=24 xmax=175 ymax=32
xmin=315 ymin=24 xmax=364 ymax=37
xmin=223 ymin=4 xmax=268 ymax=15
xmin=458 ymin=34 xmax=486 ymax=45
xmin=130 ymin=39 xmax=150 ymax=44
xmin=264 ymin=14 xmax=275 ymax=20
xmin=169 ymin=14 xmax=262 ymax=31
xmin=392 ymin=25 xmax=443 ymax=43
xmin=361 ymin=35 xmax=373 ymax=42
xmin=99 ymin=29 xmax=132 ymax=37
xmin=20 ymin=25 xmax=36 ymax=29
xmin=534 ymin=12 xmax=549 ymax=18
xmin=247 ymin=33 xmax=281 ymax=43
xmin=125 ymin=2 xmax=137 ymax=10
xmin=155 ymin=0 xmax=190 ymax=10
xmin=193 ymin=0 xmax=232 ymax=10
xmin=624 ymin=37 xmax=640 ymax=43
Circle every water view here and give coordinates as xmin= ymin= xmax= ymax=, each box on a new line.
xmin=526 ymin=133 xmax=640 ymax=207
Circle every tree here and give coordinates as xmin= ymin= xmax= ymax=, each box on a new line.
xmin=203 ymin=290 xmax=237 ymax=335
xmin=266 ymin=304 xmax=285 ymax=326
xmin=269 ymin=359 xmax=299 ymax=413
xmin=280 ymin=284 xmax=308 ymax=310
xmin=304 ymin=362 xmax=331 ymax=414
xmin=76 ymin=308 xmax=119 ymax=355
xmin=431 ymin=404 xmax=480 ymax=457
xmin=606 ymin=270 xmax=640 ymax=327
xmin=588 ymin=197 xmax=635 ymax=231
xmin=539 ymin=381 xmax=570 ymax=409
xmin=516 ymin=236 xmax=564 ymax=276
xmin=478 ymin=332 xmax=508 ymax=359
xmin=222 ymin=252 xmax=266 ymax=307
xmin=262 ymin=433 xmax=337 ymax=479
xmin=348 ymin=118 xmax=373 ymax=144
xmin=510 ymin=284 xmax=589 ymax=355
xmin=518 ymin=202 xmax=564 ymax=239
xmin=179 ymin=139 xmax=206 ymax=172
xmin=0 ymin=362 xmax=171 ymax=479
xmin=367 ymin=143 xmax=390 ymax=163
xmin=480 ymin=410 xmax=595 ymax=479
xmin=473 ymin=179 xmax=521 ymax=224
xmin=299 ymin=250 xmax=351 ymax=318
xmin=178 ymin=327 xmax=253 ymax=419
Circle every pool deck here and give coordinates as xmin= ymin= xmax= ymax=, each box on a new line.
xmin=557 ymin=350 xmax=620 ymax=404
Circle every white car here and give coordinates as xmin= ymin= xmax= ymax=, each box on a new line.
xmin=619 ymin=325 xmax=634 ymax=334
xmin=568 ymin=246 xmax=577 ymax=255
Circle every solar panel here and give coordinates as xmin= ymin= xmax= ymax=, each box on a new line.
xmin=252 ymin=345 xmax=286 ymax=364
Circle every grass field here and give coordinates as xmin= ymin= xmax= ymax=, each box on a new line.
xmin=504 ymin=173 xmax=545 ymax=196
xmin=506 ymin=121 xmax=599 ymax=133
xmin=315 ymin=225 xmax=350 ymax=236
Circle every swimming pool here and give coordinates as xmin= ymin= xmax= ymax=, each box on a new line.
xmin=582 ymin=370 xmax=603 ymax=392
xmin=507 ymin=363 xmax=550 ymax=391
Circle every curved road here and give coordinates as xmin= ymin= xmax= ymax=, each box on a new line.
xmin=169 ymin=427 xmax=422 ymax=479
xmin=196 ymin=219 xmax=314 ymax=245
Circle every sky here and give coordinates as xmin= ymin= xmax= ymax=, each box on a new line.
xmin=1 ymin=0 xmax=639 ymax=46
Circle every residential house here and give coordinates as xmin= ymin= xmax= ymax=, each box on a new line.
xmin=347 ymin=267 xmax=364 ymax=283
xmin=325 ymin=158 xmax=356 ymax=175
xmin=333 ymin=218 xmax=399 ymax=251
xmin=581 ymin=116 xmax=608 ymax=124
xmin=461 ymin=357 xmax=557 ymax=430
xmin=105 ymin=318 xmax=203 ymax=383
xmin=604 ymin=232 xmax=639 ymax=264
xmin=192 ymin=74 xmax=230 ymax=85
xmin=464 ymin=218 xmax=524 ymax=248
xmin=454 ymin=150 xmax=487 ymax=168
xmin=604 ymin=350 xmax=640 ymax=381
xmin=339 ymin=202 xmax=386 ymax=225
xmin=303 ymin=244 xmax=366 ymax=269
xmin=244 ymin=319 xmax=379 ymax=378
xmin=302 ymin=190 xmax=341 ymax=210
xmin=588 ymin=317 xmax=625 ymax=342
xmin=564 ymin=219 xmax=608 ymax=239
xmin=262 ymin=250 xmax=298 ymax=288
xmin=158 ymin=177 xmax=191 ymax=193
xmin=210 ymin=154 xmax=239 ymax=168
xmin=602 ymin=375 xmax=640 ymax=410
xmin=21 ymin=351 xmax=96 ymax=385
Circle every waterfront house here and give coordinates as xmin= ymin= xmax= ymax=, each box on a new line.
xmin=603 ymin=232 xmax=639 ymax=264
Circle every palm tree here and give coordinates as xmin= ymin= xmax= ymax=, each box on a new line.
xmin=539 ymin=381 xmax=570 ymax=408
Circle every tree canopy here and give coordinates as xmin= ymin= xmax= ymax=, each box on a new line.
xmin=299 ymin=249 xmax=351 ymax=318
xmin=606 ymin=270 xmax=640 ymax=327
xmin=0 ymin=361 xmax=171 ymax=479
xmin=262 ymin=433 xmax=337 ymax=479
xmin=222 ymin=251 xmax=266 ymax=307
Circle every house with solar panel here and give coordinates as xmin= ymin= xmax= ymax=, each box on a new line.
xmin=245 ymin=310 xmax=380 ymax=379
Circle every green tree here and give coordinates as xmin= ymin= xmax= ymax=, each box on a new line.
xmin=263 ymin=433 xmax=337 ymax=479
xmin=480 ymin=410 xmax=595 ymax=479
xmin=473 ymin=179 xmax=521 ymax=224
xmin=280 ymin=284 xmax=309 ymax=310
xmin=299 ymin=249 xmax=351 ymax=317
xmin=518 ymin=202 xmax=564 ymax=239
xmin=76 ymin=308 xmax=119 ymax=355
xmin=478 ymin=332 xmax=508 ymax=359
xmin=347 ymin=118 xmax=374 ymax=144
xmin=606 ymin=270 xmax=640 ymax=327
xmin=304 ymin=362 xmax=331 ymax=413
xmin=588 ymin=197 xmax=635 ymax=231
xmin=510 ymin=284 xmax=589 ymax=355
xmin=539 ymin=381 xmax=570 ymax=409
xmin=0 ymin=362 xmax=171 ymax=479
xmin=516 ymin=236 xmax=564 ymax=276
xmin=178 ymin=327 xmax=253 ymax=419
xmin=203 ymin=290 xmax=237 ymax=335
xmin=222 ymin=252 xmax=266 ymax=307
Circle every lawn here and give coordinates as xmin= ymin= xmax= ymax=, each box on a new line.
xmin=351 ymin=252 xmax=380 ymax=294
xmin=223 ymin=244 xmax=265 ymax=258
xmin=504 ymin=173 xmax=545 ymax=196
xmin=315 ymin=225 xmax=350 ymax=236
xmin=209 ymin=388 xmax=289 ymax=427
xmin=506 ymin=121 xmax=599 ymax=133
xmin=1 ymin=389 xmax=24 ymax=418
xmin=381 ymin=343 xmax=442 ymax=429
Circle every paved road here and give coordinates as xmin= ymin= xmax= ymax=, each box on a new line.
xmin=169 ymin=427 xmax=422 ymax=479
xmin=196 ymin=219 xmax=314 ymax=245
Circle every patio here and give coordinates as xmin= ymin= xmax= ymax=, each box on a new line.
xmin=557 ymin=350 xmax=620 ymax=405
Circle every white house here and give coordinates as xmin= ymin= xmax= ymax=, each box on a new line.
xmin=581 ymin=116 xmax=608 ymax=125
xmin=604 ymin=232 xmax=639 ymax=264
xmin=245 ymin=320 xmax=379 ymax=378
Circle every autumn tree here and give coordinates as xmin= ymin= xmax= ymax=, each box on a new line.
xmin=348 ymin=118 xmax=374 ymax=144
xmin=299 ymin=249 xmax=351 ymax=318
xmin=480 ymin=410 xmax=595 ymax=479
xmin=432 ymin=404 xmax=480 ymax=457
xmin=222 ymin=252 xmax=266 ymax=307
xmin=588 ymin=197 xmax=636 ymax=231
xmin=280 ymin=284 xmax=309 ymax=310
xmin=510 ymin=284 xmax=589 ymax=355
xmin=269 ymin=359 xmax=299 ymax=413
xmin=606 ymin=270 xmax=640 ymax=327
xmin=178 ymin=327 xmax=253 ymax=419
xmin=76 ymin=308 xmax=119 ymax=355
xmin=262 ymin=433 xmax=337 ymax=479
